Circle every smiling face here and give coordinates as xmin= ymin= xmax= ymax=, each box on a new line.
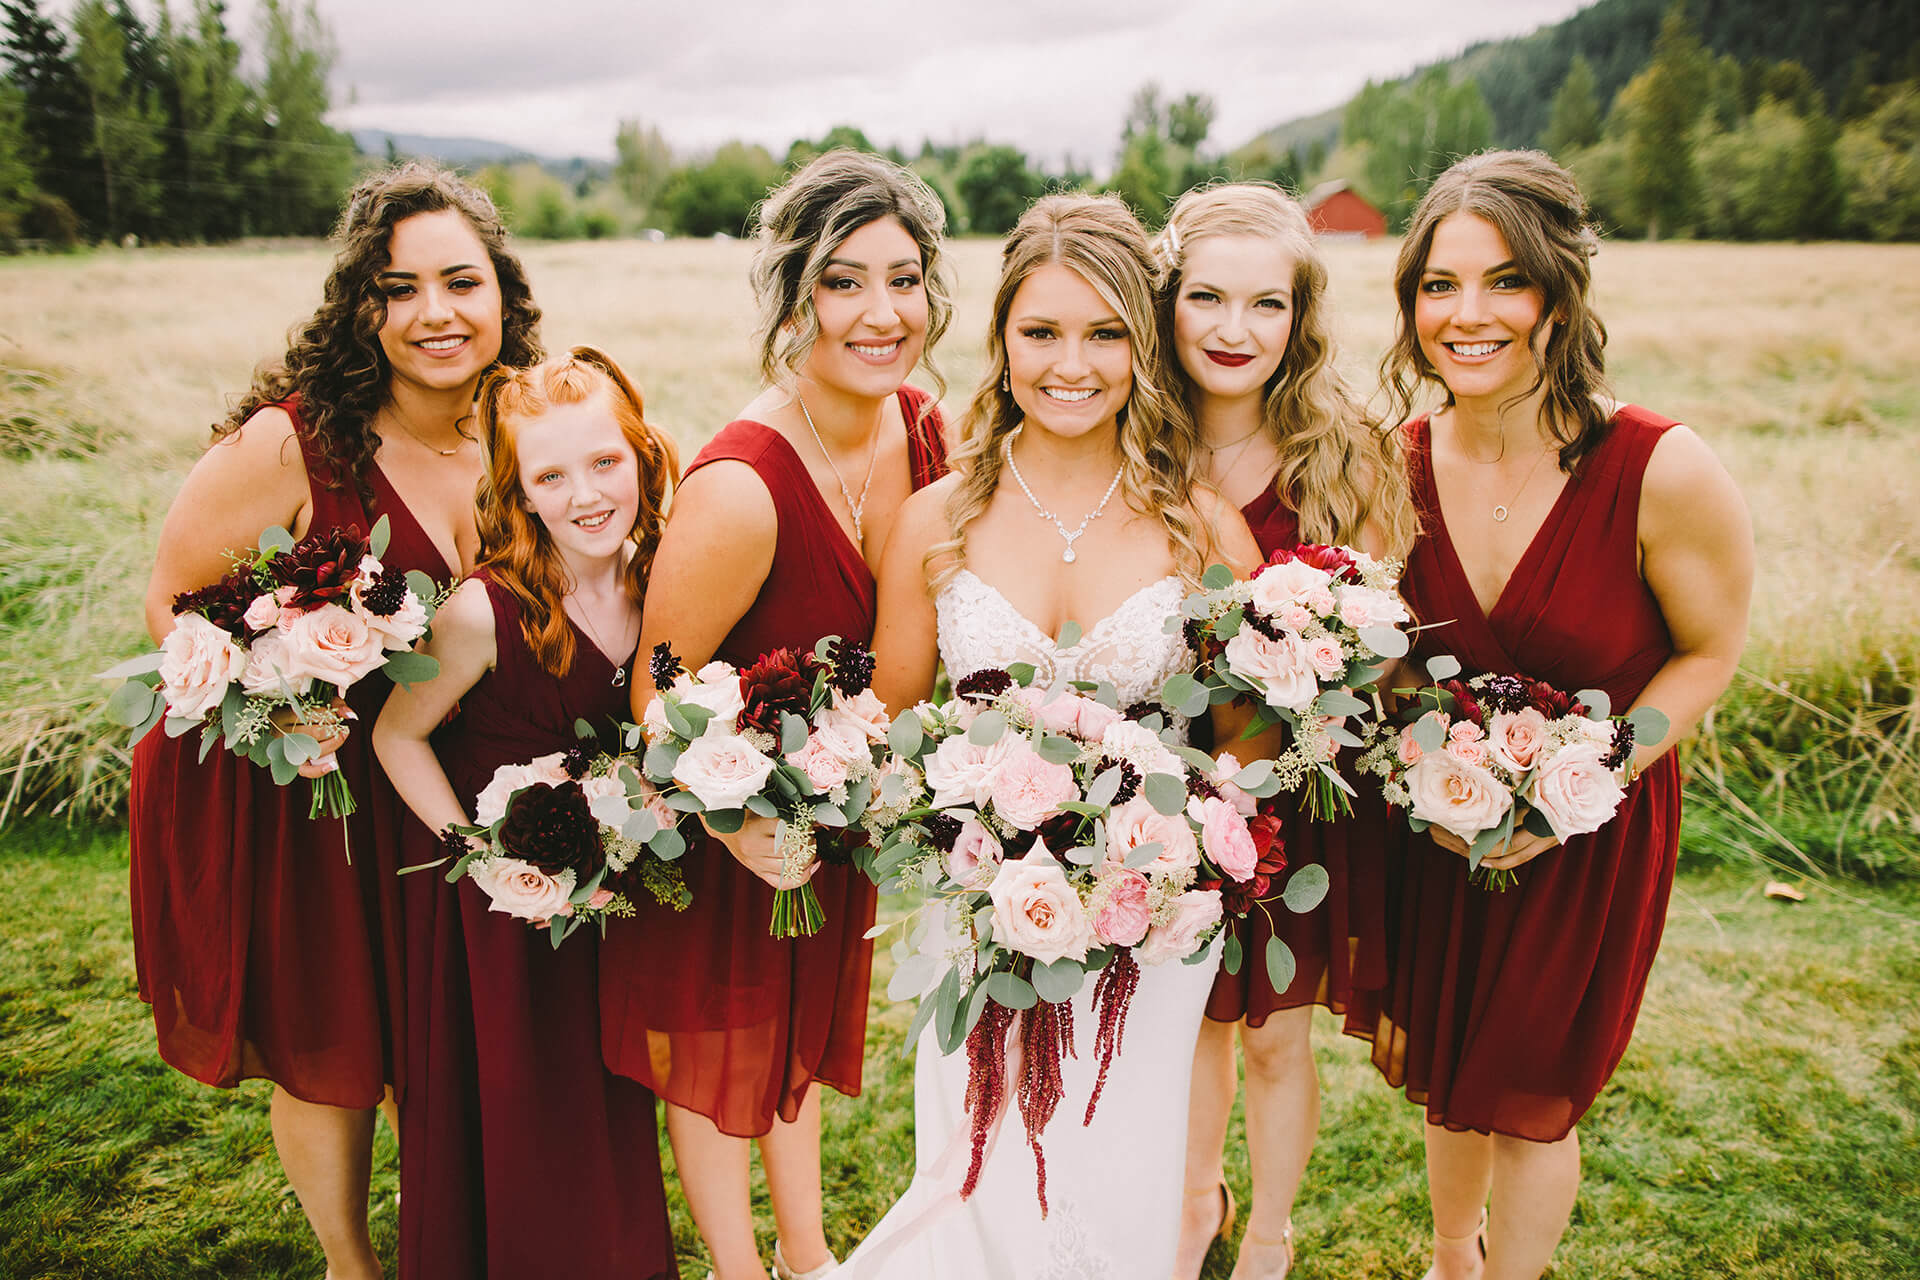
xmin=800 ymin=215 xmax=929 ymax=399
xmin=514 ymin=390 xmax=642 ymax=565
xmin=376 ymin=208 xmax=505 ymax=397
xmin=1172 ymin=233 xmax=1297 ymax=406
xmin=1414 ymin=212 xmax=1552 ymax=406
xmin=1004 ymin=263 xmax=1134 ymax=443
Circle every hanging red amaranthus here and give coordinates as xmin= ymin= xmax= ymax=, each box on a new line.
xmin=1083 ymin=946 xmax=1141 ymax=1125
xmin=1017 ymin=999 xmax=1076 ymax=1217
xmin=961 ymin=1001 xmax=1017 ymax=1200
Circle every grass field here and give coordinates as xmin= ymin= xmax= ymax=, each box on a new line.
xmin=2 ymin=235 xmax=1919 ymax=1276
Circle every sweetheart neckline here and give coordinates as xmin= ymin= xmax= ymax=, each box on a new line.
xmin=944 ymin=568 xmax=1183 ymax=655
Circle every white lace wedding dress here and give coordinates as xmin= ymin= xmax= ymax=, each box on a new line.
xmin=839 ymin=569 xmax=1220 ymax=1280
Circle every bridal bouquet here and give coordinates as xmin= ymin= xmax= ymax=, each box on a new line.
xmin=424 ymin=740 xmax=690 ymax=946
xmin=632 ymin=637 xmax=890 ymax=937
xmin=104 ymin=517 xmax=440 ymax=819
xmin=1358 ymin=657 xmax=1669 ymax=889
xmin=860 ymin=664 xmax=1325 ymax=1213
xmin=1161 ymin=546 xmax=1411 ymax=820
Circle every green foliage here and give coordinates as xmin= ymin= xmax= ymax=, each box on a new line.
xmin=1341 ymin=68 xmax=1493 ymax=231
xmin=659 ymin=141 xmax=779 ymax=239
xmin=1543 ymin=53 xmax=1603 ymax=155
xmin=73 ymin=0 xmax=166 ymax=239
xmin=1622 ymin=5 xmax=1707 ymax=239
xmin=1695 ymin=100 xmax=1842 ymax=240
xmin=1837 ymin=85 xmax=1920 ymax=240
xmin=0 ymin=78 xmax=32 ymax=235
xmin=3 ymin=0 xmax=105 ymax=232
xmin=612 ymin=117 xmax=672 ymax=219
xmin=254 ymin=0 xmax=355 ymax=238
xmin=1103 ymin=81 xmax=1220 ymax=227
xmin=953 ymin=143 xmax=1043 ymax=235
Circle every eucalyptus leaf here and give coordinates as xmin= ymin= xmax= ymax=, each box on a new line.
xmin=1280 ymin=862 xmax=1331 ymax=913
xmin=1326 ymin=723 xmax=1365 ymax=749
xmin=1143 ymin=772 xmax=1187 ymax=816
xmin=1036 ymin=734 xmax=1081 ymax=765
xmin=1357 ymin=625 xmax=1410 ymax=658
xmin=665 ymin=790 xmax=706 ymax=812
xmin=98 ymin=652 xmax=164 ymax=680
xmin=1627 ymin=705 xmax=1671 ymax=745
xmin=643 ymin=741 xmax=683 ymax=780
xmin=1063 ymin=840 xmax=1100 ymax=867
xmin=1006 ymin=662 xmax=1037 ymax=686
xmin=265 ymin=738 xmax=299 ymax=785
xmin=1031 ymin=958 xmax=1086 ymax=1003
xmin=985 ymin=971 xmax=1038 ymax=1010
xmin=962 ymin=975 xmax=994 ymax=1038
xmin=887 ymin=953 xmax=939 ymax=1002
xmin=381 ymin=651 xmax=440 ymax=689
xmin=106 ymin=680 xmax=161 ymax=729
xmin=1578 ymin=688 xmax=1612 ymax=721
xmin=1316 ymin=688 xmax=1370 ymax=718
xmin=814 ymin=634 xmax=840 ymax=662
xmin=368 ymin=513 xmax=392 ymax=559
xmin=1059 ymin=800 xmax=1107 ymax=818
xmin=279 ymin=732 xmax=318 ymax=766
xmin=1231 ymin=759 xmax=1275 ymax=791
xmin=1085 ymin=767 xmax=1123 ymax=810
xmin=259 ymin=525 xmax=295 ymax=556
xmin=1522 ymin=806 xmax=1556 ymax=838
xmin=813 ymin=802 xmax=849 ymax=828
xmin=887 ymin=714 xmax=924 ymax=758
xmin=678 ymin=702 xmax=714 ymax=738
xmin=968 ymin=709 xmax=1007 ymax=745
xmin=573 ymin=718 xmax=596 ymax=740
xmin=1425 ymin=654 xmax=1462 ymax=681
xmin=746 ymin=793 xmax=778 ymax=818
xmin=705 ymin=806 xmax=745 ymax=833
xmin=780 ymin=712 xmax=811 ymax=756
xmin=1201 ymin=562 xmax=1234 ymax=590
xmin=903 ymin=987 xmax=942 ymax=1056
xmin=1412 ymin=715 xmax=1446 ymax=754
xmin=664 ymin=699 xmax=696 ymax=741
xmin=1055 ymin=619 xmax=1084 ymax=649
xmin=1214 ymin=606 xmax=1244 ymax=639
xmin=623 ymin=809 xmax=660 ymax=843
xmin=1222 ymin=930 xmax=1243 ymax=976
xmin=405 ymin=570 xmax=439 ymax=620
xmin=878 ymin=771 xmax=906 ymax=805
xmin=1265 ymin=936 xmax=1297 ymax=994
xmin=1122 ymin=839 xmax=1166 ymax=870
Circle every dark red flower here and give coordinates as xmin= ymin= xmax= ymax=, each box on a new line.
xmin=954 ymin=668 xmax=1013 ymax=700
xmin=1249 ymin=813 xmax=1287 ymax=877
xmin=498 ymin=781 xmax=603 ymax=878
xmin=824 ymin=637 xmax=876 ymax=697
xmin=649 ymin=642 xmax=683 ymax=690
xmin=1276 ymin=542 xmax=1360 ymax=581
xmin=272 ymin=527 xmax=368 ymax=610
xmin=737 ymin=647 xmax=818 ymax=736
xmin=358 ymin=566 xmax=410 ymax=618
xmin=172 ymin=566 xmax=256 ymax=633
xmin=1524 ymin=678 xmax=1586 ymax=719
xmin=1212 ymin=871 xmax=1272 ymax=916
xmin=923 ymin=813 xmax=963 ymax=852
xmin=1440 ymin=678 xmax=1484 ymax=727
xmin=1036 ymin=811 xmax=1082 ymax=853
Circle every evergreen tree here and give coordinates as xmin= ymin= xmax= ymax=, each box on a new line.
xmin=0 ymin=78 xmax=34 ymax=236
xmin=1624 ymin=4 xmax=1706 ymax=239
xmin=954 ymin=143 xmax=1042 ymax=234
xmin=166 ymin=0 xmax=258 ymax=240
xmin=613 ymin=117 xmax=671 ymax=219
xmin=256 ymin=0 xmax=355 ymax=236
xmin=1343 ymin=68 xmax=1492 ymax=230
xmin=2 ymin=0 xmax=102 ymax=232
xmin=74 ymin=0 xmax=165 ymax=238
xmin=1544 ymin=53 xmax=1603 ymax=156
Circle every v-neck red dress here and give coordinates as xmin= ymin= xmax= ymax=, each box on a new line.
xmin=130 ymin=403 xmax=456 ymax=1107
xmin=599 ymin=387 xmax=947 ymax=1137
xmin=397 ymin=573 xmax=675 ymax=1280
xmin=1351 ymin=405 xmax=1683 ymax=1142
xmin=1203 ymin=486 xmax=1393 ymax=1026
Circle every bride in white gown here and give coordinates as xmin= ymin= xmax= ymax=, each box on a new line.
xmin=847 ymin=193 xmax=1266 ymax=1280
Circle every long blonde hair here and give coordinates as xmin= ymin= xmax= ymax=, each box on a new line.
xmin=1155 ymin=182 xmax=1417 ymax=558
xmin=932 ymin=193 xmax=1208 ymax=588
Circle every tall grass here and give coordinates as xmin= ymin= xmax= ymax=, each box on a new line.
xmin=1 ymin=238 xmax=1916 ymax=873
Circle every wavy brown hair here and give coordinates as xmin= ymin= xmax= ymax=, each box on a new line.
xmin=1155 ymin=182 xmax=1418 ymax=559
xmin=473 ymin=347 xmax=679 ymax=678
xmin=932 ymin=193 xmax=1210 ymax=589
xmin=1379 ymin=149 xmax=1611 ymax=473
xmin=750 ymin=148 xmax=953 ymax=418
xmin=220 ymin=162 xmax=544 ymax=495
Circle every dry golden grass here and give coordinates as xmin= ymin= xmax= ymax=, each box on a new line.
xmin=1 ymin=236 xmax=1917 ymax=840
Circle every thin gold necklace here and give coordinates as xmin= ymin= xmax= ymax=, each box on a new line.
xmin=1206 ymin=423 xmax=1265 ymax=482
xmin=1490 ymin=446 xmax=1554 ymax=523
xmin=797 ymin=393 xmax=880 ymax=542
xmin=384 ymin=405 xmax=468 ymax=457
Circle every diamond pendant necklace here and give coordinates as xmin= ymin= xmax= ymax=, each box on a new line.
xmin=1002 ymin=427 xmax=1124 ymax=564
xmin=797 ymin=393 xmax=880 ymax=543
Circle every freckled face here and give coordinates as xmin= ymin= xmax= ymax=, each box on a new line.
xmin=1003 ymin=264 xmax=1133 ymax=443
xmin=514 ymin=392 xmax=641 ymax=562
xmin=375 ymin=209 xmax=504 ymax=396
xmin=1413 ymin=212 xmax=1551 ymax=405
xmin=1172 ymin=234 xmax=1297 ymax=404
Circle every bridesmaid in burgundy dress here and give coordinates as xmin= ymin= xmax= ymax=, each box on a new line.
xmin=372 ymin=349 xmax=679 ymax=1279
xmin=1154 ymin=183 xmax=1421 ymax=1280
xmin=1356 ymin=151 xmax=1752 ymax=1280
xmin=598 ymin=151 xmax=952 ymax=1280
xmin=130 ymin=164 xmax=540 ymax=1280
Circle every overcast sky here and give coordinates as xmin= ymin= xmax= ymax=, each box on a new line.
xmin=96 ymin=0 xmax=1595 ymax=168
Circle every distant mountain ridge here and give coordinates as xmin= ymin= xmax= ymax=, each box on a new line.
xmin=1240 ymin=0 xmax=1920 ymax=159
xmin=350 ymin=129 xmax=575 ymax=169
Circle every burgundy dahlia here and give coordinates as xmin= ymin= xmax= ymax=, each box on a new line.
xmin=272 ymin=527 xmax=368 ymax=610
xmin=498 ymin=781 xmax=603 ymax=878
xmin=1281 ymin=542 xmax=1360 ymax=581
xmin=737 ymin=647 xmax=818 ymax=737
xmin=954 ymin=668 xmax=1014 ymax=700
xmin=172 ymin=567 xmax=256 ymax=633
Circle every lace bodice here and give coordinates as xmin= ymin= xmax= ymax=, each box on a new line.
xmin=934 ymin=569 xmax=1191 ymax=710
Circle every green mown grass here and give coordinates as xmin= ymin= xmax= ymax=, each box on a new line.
xmin=4 ymin=824 xmax=1917 ymax=1278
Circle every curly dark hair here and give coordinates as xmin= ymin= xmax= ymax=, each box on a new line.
xmin=218 ymin=161 xmax=544 ymax=494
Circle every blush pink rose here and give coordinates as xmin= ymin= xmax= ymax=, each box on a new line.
xmin=238 ymin=628 xmax=313 ymax=699
xmin=987 ymin=843 xmax=1094 ymax=964
xmin=1193 ymin=796 xmax=1257 ymax=880
xmin=1526 ymin=741 xmax=1626 ymax=842
xmin=1107 ymin=796 xmax=1200 ymax=876
xmin=1092 ymin=868 xmax=1151 ymax=946
xmin=787 ymin=735 xmax=851 ymax=790
xmin=1276 ymin=602 xmax=1313 ymax=633
xmin=1304 ymin=635 xmax=1347 ymax=680
xmin=241 ymin=592 xmax=283 ymax=633
xmin=1335 ymin=585 xmax=1410 ymax=630
xmin=1098 ymin=719 xmax=1185 ymax=779
xmin=577 ymin=774 xmax=633 ymax=830
xmin=677 ymin=665 xmax=745 ymax=736
xmin=987 ymin=741 xmax=1079 ymax=830
xmin=1404 ymin=751 xmax=1514 ymax=843
xmin=469 ymin=857 xmax=576 ymax=923
xmin=472 ymin=753 xmax=573 ymax=826
xmin=158 ymin=613 xmax=248 ymax=719
xmin=1223 ymin=629 xmax=1320 ymax=714
xmin=1209 ymin=753 xmax=1257 ymax=817
xmin=1444 ymin=720 xmax=1492 ymax=767
xmin=923 ymin=733 xmax=1016 ymax=809
xmin=827 ymin=688 xmax=891 ymax=742
xmin=1137 ymin=889 xmax=1224 ymax=966
xmin=585 ymin=887 xmax=616 ymax=911
xmin=671 ymin=735 xmax=776 ymax=810
xmin=1249 ymin=559 xmax=1332 ymax=615
xmin=946 ymin=817 xmax=1003 ymax=886
xmin=1489 ymin=707 xmax=1552 ymax=775
xmin=278 ymin=603 xmax=387 ymax=690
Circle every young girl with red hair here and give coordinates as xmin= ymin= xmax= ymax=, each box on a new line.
xmin=373 ymin=347 xmax=680 ymax=1279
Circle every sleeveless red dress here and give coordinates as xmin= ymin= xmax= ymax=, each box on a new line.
xmin=129 ymin=405 xmax=449 ymax=1107
xmin=1352 ymin=406 xmax=1683 ymax=1141
xmin=600 ymin=387 xmax=946 ymax=1137
xmin=1203 ymin=486 xmax=1393 ymax=1025
xmin=397 ymin=574 xmax=675 ymax=1280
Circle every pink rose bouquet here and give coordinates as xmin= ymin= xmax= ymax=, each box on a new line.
xmin=630 ymin=637 xmax=890 ymax=937
xmin=104 ymin=517 xmax=441 ymax=822
xmin=1359 ymin=658 xmax=1670 ymax=888
xmin=858 ymin=663 xmax=1327 ymax=1213
xmin=1163 ymin=545 xmax=1412 ymax=821
xmin=422 ymin=739 xmax=691 ymax=947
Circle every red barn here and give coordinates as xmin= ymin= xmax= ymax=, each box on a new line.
xmin=1303 ymin=180 xmax=1387 ymax=239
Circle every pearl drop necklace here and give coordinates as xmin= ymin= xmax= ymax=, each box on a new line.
xmin=1002 ymin=427 xmax=1124 ymax=564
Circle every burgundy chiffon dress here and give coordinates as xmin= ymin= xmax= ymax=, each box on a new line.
xmin=130 ymin=403 xmax=448 ymax=1107
xmin=600 ymin=387 xmax=946 ymax=1137
xmin=1203 ymin=486 xmax=1393 ymax=1026
xmin=397 ymin=572 xmax=675 ymax=1280
xmin=1352 ymin=406 xmax=1683 ymax=1141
